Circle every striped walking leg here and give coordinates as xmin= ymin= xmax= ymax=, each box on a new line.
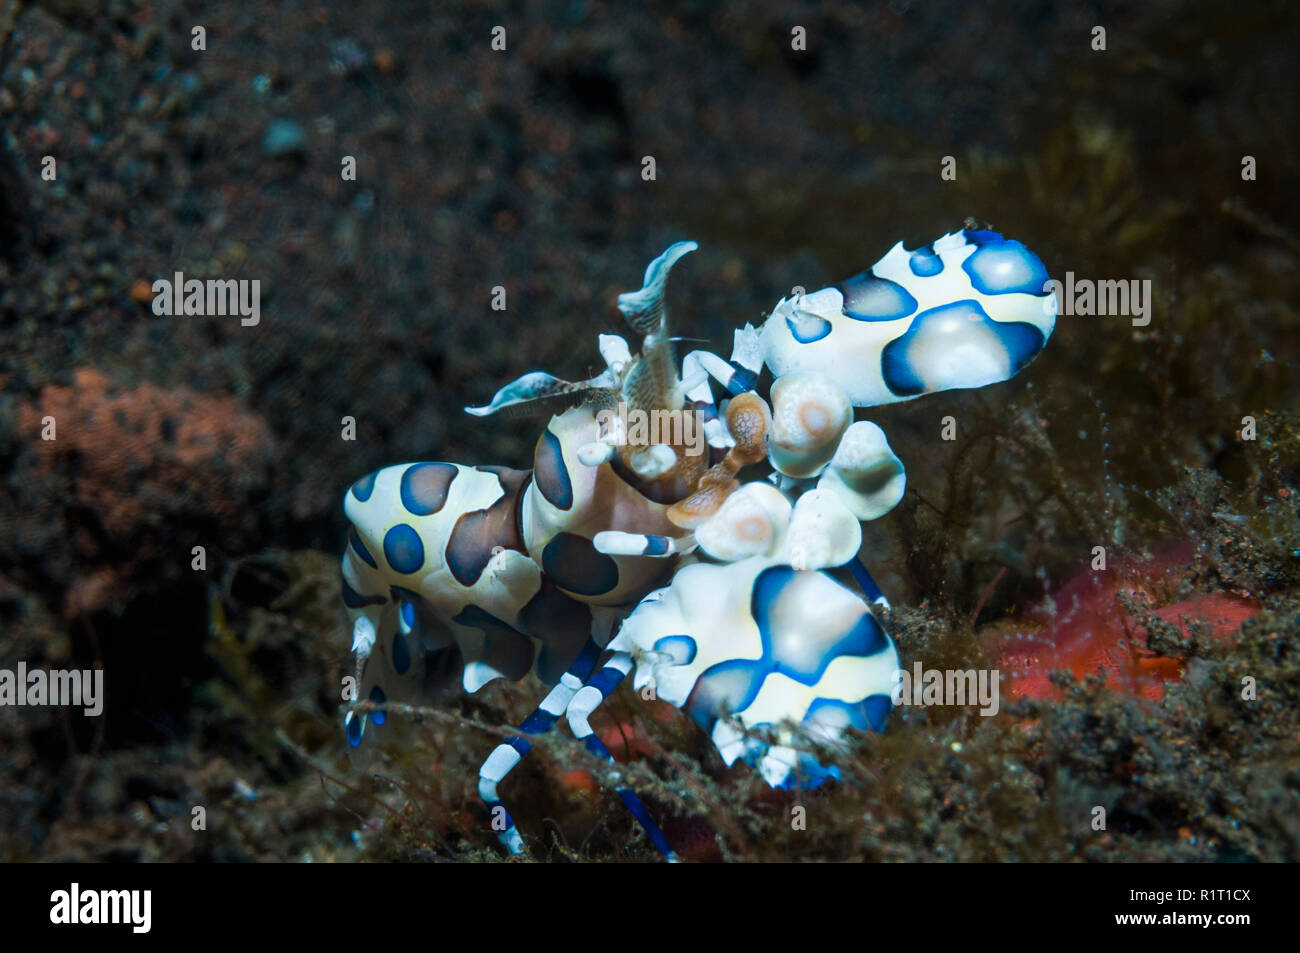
xmin=565 ymin=652 xmax=677 ymax=861
xmin=477 ymin=638 xmax=602 ymax=855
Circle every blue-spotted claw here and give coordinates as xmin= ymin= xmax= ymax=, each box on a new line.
xmin=737 ymin=228 xmax=1057 ymax=408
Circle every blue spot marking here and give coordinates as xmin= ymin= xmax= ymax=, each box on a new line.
xmin=843 ymin=611 xmax=888 ymax=659
xmin=399 ymin=462 xmax=457 ymax=516
xmin=880 ymin=300 xmax=1045 ymax=397
xmin=542 ymin=533 xmax=619 ymax=596
xmin=785 ymin=313 xmax=832 ymax=343
xmin=346 ymin=712 xmax=363 ymax=747
xmin=962 ymin=239 xmax=1050 ymax=296
xmin=770 ymin=751 xmax=841 ymax=790
xmin=383 ymin=524 xmax=425 ymax=574
xmin=534 ymin=429 xmax=574 ymax=510
xmin=392 ymin=631 xmax=411 ymax=674
xmin=399 ymin=600 xmax=415 ymax=632
xmin=653 ymin=635 xmax=698 ymax=665
xmin=908 ymin=243 xmax=943 ymax=277
xmin=864 ymin=694 xmax=893 ymax=732
xmin=349 ymin=527 xmax=377 ymax=569
xmin=350 ymin=471 xmax=377 ymax=502
xmin=686 ymin=567 xmax=892 ymax=727
xmin=368 ymin=685 xmax=387 ymax=725
xmin=685 ymin=658 xmax=766 ymax=728
xmin=643 ymin=536 xmax=671 ymax=556
xmin=795 ymin=695 xmax=895 ymax=735
xmin=754 ymin=567 xmax=886 ymax=683
xmin=962 ymin=228 xmax=1004 ymax=246
xmin=806 ymin=697 xmax=868 ymax=731
xmin=837 ymin=272 xmax=918 ymax=322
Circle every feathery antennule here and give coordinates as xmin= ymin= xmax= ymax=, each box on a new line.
xmin=616 ymin=240 xmax=698 ymax=335
xmin=608 ymin=240 xmax=709 ymax=500
xmin=618 ymin=241 xmax=697 ymax=414
xmin=464 ymin=369 xmax=617 ymax=417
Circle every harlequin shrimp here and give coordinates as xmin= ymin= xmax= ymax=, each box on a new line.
xmin=340 ymin=242 xmax=756 ymax=853
xmin=339 ymin=226 xmax=1057 ymax=859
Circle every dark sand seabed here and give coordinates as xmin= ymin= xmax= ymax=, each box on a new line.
xmin=0 ymin=0 xmax=1298 ymax=861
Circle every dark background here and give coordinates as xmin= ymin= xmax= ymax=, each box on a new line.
xmin=1 ymin=0 xmax=1297 ymax=861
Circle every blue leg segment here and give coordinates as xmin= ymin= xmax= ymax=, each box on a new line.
xmin=477 ymin=637 xmax=603 ymax=854
xmin=848 ymin=557 xmax=889 ymax=610
xmin=566 ymin=652 xmax=678 ymax=861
